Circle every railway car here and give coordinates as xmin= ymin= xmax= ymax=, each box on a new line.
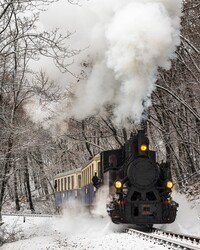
xmin=54 ymin=129 xmax=178 ymax=226
xmin=54 ymin=168 xmax=82 ymax=208
xmin=54 ymin=154 xmax=101 ymax=210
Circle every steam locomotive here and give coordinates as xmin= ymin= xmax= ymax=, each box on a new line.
xmin=102 ymin=130 xmax=178 ymax=225
xmin=54 ymin=130 xmax=178 ymax=226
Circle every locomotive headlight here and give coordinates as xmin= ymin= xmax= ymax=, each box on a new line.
xmin=166 ymin=181 xmax=173 ymax=189
xmin=115 ymin=181 xmax=122 ymax=189
xmin=140 ymin=144 xmax=148 ymax=152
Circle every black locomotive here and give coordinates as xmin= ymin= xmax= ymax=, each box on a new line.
xmin=101 ymin=129 xmax=178 ymax=226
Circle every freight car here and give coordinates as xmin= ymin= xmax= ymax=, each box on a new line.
xmin=54 ymin=130 xmax=178 ymax=226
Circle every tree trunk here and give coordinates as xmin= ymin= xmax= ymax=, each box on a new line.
xmin=0 ymin=136 xmax=13 ymax=220
xmin=32 ymin=149 xmax=50 ymax=200
xmin=24 ymin=153 xmax=35 ymax=212
xmin=14 ymin=166 xmax=20 ymax=211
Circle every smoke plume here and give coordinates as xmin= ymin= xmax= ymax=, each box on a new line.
xmin=40 ymin=0 xmax=182 ymax=126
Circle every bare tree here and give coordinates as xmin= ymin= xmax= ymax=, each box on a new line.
xmin=0 ymin=0 xmax=79 ymax=220
xmin=148 ymin=0 xmax=200 ymax=192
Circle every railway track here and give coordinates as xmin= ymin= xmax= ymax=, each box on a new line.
xmin=126 ymin=227 xmax=200 ymax=250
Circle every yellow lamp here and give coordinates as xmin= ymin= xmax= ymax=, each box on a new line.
xmin=115 ymin=181 xmax=122 ymax=189
xmin=140 ymin=144 xmax=148 ymax=152
xmin=166 ymin=181 xmax=173 ymax=189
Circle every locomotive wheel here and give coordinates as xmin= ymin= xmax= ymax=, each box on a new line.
xmin=110 ymin=210 xmax=120 ymax=224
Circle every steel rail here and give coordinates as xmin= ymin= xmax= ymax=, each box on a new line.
xmin=152 ymin=228 xmax=200 ymax=246
xmin=126 ymin=228 xmax=200 ymax=250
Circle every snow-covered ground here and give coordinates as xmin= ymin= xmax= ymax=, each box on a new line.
xmin=0 ymin=214 xmax=169 ymax=250
xmin=1 ymin=191 xmax=200 ymax=250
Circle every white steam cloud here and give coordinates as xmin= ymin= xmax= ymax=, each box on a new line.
xmin=39 ymin=0 xmax=182 ymax=126
xmin=157 ymin=191 xmax=200 ymax=236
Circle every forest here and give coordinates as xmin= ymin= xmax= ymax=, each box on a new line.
xmin=0 ymin=0 xmax=199 ymax=220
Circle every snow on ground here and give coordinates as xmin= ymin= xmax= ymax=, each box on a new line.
xmin=1 ymin=213 xmax=167 ymax=250
xmin=1 ymin=191 xmax=200 ymax=250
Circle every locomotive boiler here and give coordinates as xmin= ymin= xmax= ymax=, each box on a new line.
xmin=101 ymin=130 xmax=178 ymax=226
